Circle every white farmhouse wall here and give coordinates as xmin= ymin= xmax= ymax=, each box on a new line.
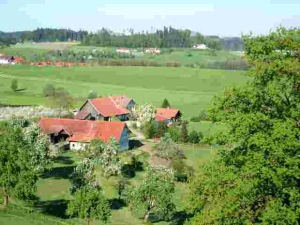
xmin=70 ymin=141 xmax=89 ymax=150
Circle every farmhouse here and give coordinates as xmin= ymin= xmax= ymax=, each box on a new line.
xmin=193 ymin=44 xmax=209 ymax=50
xmin=39 ymin=117 xmax=130 ymax=150
xmin=75 ymin=95 xmax=135 ymax=121
xmin=155 ymin=108 xmax=182 ymax=124
xmin=0 ymin=56 xmax=15 ymax=64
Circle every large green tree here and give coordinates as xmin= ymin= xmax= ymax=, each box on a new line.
xmin=0 ymin=126 xmax=38 ymax=205
xmin=67 ymin=187 xmax=111 ymax=224
xmin=188 ymin=27 xmax=300 ymax=224
xmin=127 ymin=169 xmax=175 ymax=222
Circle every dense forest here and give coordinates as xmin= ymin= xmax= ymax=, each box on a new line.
xmin=0 ymin=27 xmax=244 ymax=50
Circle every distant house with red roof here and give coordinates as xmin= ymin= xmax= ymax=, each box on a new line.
xmin=39 ymin=117 xmax=130 ymax=150
xmin=75 ymin=95 xmax=135 ymax=121
xmin=155 ymin=108 xmax=181 ymax=124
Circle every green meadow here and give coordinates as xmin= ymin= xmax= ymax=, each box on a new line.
xmin=0 ymin=65 xmax=249 ymax=118
xmin=0 ymin=144 xmax=211 ymax=225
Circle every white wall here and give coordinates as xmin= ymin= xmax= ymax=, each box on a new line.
xmin=69 ymin=141 xmax=89 ymax=150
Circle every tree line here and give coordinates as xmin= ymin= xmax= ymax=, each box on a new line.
xmin=0 ymin=27 xmax=244 ymax=50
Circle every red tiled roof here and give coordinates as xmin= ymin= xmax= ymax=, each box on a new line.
xmin=39 ymin=117 xmax=126 ymax=143
xmin=110 ymin=95 xmax=132 ymax=108
xmin=89 ymin=97 xmax=131 ymax=117
xmin=74 ymin=111 xmax=90 ymax=120
xmin=155 ymin=108 xmax=180 ymax=121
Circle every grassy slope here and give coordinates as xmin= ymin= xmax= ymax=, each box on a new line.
xmin=0 ymin=65 xmax=249 ymax=118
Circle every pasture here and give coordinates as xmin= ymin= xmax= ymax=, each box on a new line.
xmin=0 ymin=65 xmax=249 ymax=119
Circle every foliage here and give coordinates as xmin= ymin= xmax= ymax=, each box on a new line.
xmin=156 ymin=133 xmax=184 ymax=159
xmin=161 ymin=98 xmax=171 ymax=108
xmin=0 ymin=126 xmax=38 ymax=205
xmin=167 ymin=126 xmax=181 ymax=142
xmin=156 ymin=121 xmax=168 ymax=137
xmin=87 ymin=90 xmax=98 ymax=99
xmin=188 ymin=27 xmax=300 ymax=224
xmin=190 ymin=110 xmax=206 ymax=122
xmin=172 ymin=158 xmax=194 ymax=182
xmin=11 ymin=79 xmax=18 ymax=92
xmin=127 ymin=169 xmax=175 ymax=222
xmin=67 ymin=187 xmax=111 ymax=224
xmin=142 ymin=121 xmax=156 ymax=139
xmin=180 ymin=120 xmax=189 ymax=143
xmin=188 ymin=130 xmax=203 ymax=144
xmin=46 ymin=88 xmax=75 ymax=111
xmin=43 ymin=83 xmax=55 ymax=97
xmin=23 ymin=123 xmax=51 ymax=172
xmin=133 ymin=104 xmax=156 ymax=125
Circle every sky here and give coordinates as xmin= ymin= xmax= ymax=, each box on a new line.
xmin=0 ymin=0 xmax=299 ymax=36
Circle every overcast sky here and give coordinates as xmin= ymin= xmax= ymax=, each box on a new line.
xmin=0 ymin=0 xmax=299 ymax=36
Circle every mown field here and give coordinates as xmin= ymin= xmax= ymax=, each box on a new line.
xmin=0 ymin=143 xmax=211 ymax=225
xmin=0 ymin=65 xmax=249 ymax=119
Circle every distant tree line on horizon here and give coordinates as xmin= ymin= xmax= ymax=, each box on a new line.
xmin=0 ymin=27 xmax=244 ymax=50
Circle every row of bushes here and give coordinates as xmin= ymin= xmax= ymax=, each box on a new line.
xmin=184 ymin=59 xmax=249 ymax=70
xmin=142 ymin=120 xmax=203 ymax=144
xmin=90 ymin=59 xmax=159 ymax=67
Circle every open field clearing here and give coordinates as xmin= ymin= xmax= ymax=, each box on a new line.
xmin=0 ymin=65 xmax=249 ymax=118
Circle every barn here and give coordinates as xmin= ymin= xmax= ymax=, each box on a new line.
xmin=155 ymin=108 xmax=182 ymax=124
xmin=39 ymin=117 xmax=130 ymax=150
xmin=75 ymin=95 xmax=135 ymax=121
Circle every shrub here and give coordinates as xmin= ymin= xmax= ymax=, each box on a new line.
xmin=142 ymin=121 xmax=156 ymax=139
xmin=156 ymin=133 xmax=184 ymax=159
xmin=172 ymin=158 xmax=194 ymax=182
xmin=87 ymin=90 xmax=98 ymax=99
xmin=11 ymin=79 xmax=18 ymax=92
xmin=180 ymin=120 xmax=189 ymax=143
xmin=167 ymin=126 xmax=180 ymax=142
xmin=188 ymin=130 xmax=201 ymax=143
xmin=156 ymin=121 xmax=168 ymax=137
xmin=43 ymin=83 xmax=55 ymax=97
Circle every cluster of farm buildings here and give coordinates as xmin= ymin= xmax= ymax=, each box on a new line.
xmin=39 ymin=95 xmax=181 ymax=151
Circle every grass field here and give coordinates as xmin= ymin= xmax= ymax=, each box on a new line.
xmin=0 ymin=143 xmax=211 ymax=225
xmin=0 ymin=65 xmax=249 ymax=118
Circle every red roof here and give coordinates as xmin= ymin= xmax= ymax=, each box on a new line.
xmin=39 ymin=117 xmax=127 ymax=143
xmin=155 ymin=108 xmax=180 ymax=121
xmin=14 ymin=57 xmax=23 ymax=62
xmin=74 ymin=111 xmax=90 ymax=120
xmin=89 ymin=97 xmax=131 ymax=117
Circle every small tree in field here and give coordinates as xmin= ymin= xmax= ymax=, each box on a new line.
xmin=67 ymin=187 xmax=111 ymax=224
xmin=43 ymin=83 xmax=55 ymax=97
xmin=156 ymin=133 xmax=184 ymax=159
xmin=161 ymin=98 xmax=171 ymax=108
xmin=127 ymin=169 xmax=175 ymax=222
xmin=11 ymin=79 xmax=18 ymax=92
xmin=0 ymin=126 xmax=38 ymax=206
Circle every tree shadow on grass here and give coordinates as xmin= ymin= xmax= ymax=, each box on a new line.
xmin=34 ymin=199 xmax=69 ymax=219
xmin=150 ymin=210 xmax=192 ymax=225
xmin=109 ymin=198 xmax=126 ymax=210
xmin=15 ymin=88 xmax=27 ymax=92
xmin=53 ymin=156 xmax=74 ymax=165
xmin=41 ymin=165 xmax=75 ymax=179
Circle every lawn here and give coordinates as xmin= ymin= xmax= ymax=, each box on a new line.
xmin=0 ymin=65 xmax=249 ymax=119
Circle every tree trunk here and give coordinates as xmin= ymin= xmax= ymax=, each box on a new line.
xmin=3 ymin=194 xmax=8 ymax=206
xmin=144 ymin=210 xmax=150 ymax=222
